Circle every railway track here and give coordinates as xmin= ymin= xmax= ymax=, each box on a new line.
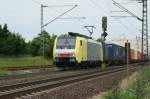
xmin=0 ymin=64 xmax=140 ymax=99
xmin=0 ymin=67 xmax=60 ymax=81
xmin=0 ymin=65 xmax=53 ymax=71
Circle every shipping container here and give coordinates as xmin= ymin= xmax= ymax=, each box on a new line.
xmin=130 ymin=49 xmax=135 ymax=63
xmin=107 ymin=39 xmax=141 ymax=52
xmin=105 ymin=44 xmax=125 ymax=64
xmin=138 ymin=51 xmax=142 ymax=62
xmin=134 ymin=50 xmax=138 ymax=60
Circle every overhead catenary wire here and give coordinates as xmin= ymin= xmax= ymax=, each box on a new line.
xmin=40 ymin=3 xmax=80 ymax=30
xmin=57 ymin=17 xmax=86 ymax=19
xmin=49 ymin=6 xmax=86 ymax=23
xmin=32 ymin=0 xmax=79 ymax=59
xmin=43 ymin=5 xmax=78 ymax=27
xmin=112 ymin=18 xmax=137 ymax=36
xmin=31 ymin=0 xmax=41 ymax=5
xmin=63 ymin=0 xmax=107 ymax=35
xmin=88 ymin=0 xmax=110 ymax=15
xmin=120 ymin=0 xmax=142 ymax=16
xmin=48 ymin=2 xmax=93 ymax=35
xmin=109 ymin=0 xmax=143 ymax=38
xmin=32 ymin=0 xmax=77 ymax=7
xmin=111 ymin=0 xmax=142 ymax=21
xmin=64 ymin=0 xmax=100 ymax=34
xmin=32 ymin=0 xmax=89 ymax=36
xmin=88 ymin=0 xmax=139 ymax=38
xmin=32 ymin=0 xmax=145 ymax=41
xmin=41 ymin=5 xmax=78 ymax=7
xmin=104 ymin=0 xmax=112 ymax=13
xmin=32 ymin=0 xmax=86 ymax=27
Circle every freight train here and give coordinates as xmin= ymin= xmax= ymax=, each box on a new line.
xmin=53 ymin=32 xmax=143 ymax=69
xmin=105 ymin=43 xmax=142 ymax=65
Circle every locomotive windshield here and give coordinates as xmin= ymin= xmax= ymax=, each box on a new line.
xmin=56 ymin=36 xmax=76 ymax=49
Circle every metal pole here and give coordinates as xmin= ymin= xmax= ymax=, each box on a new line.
xmin=136 ymin=36 xmax=139 ymax=53
xmin=41 ymin=4 xmax=45 ymax=58
xmin=145 ymin=0 xmax=148 ymax=63
xmin=127 ymin=40 xmax=129 ymax=79
xmin=141 ymin=0 xmax=148 ymax=63
xmin=102 ymin=39 xmax=106 ymax=68
xmin=40 ymin=4 xmax=78 ymax=58
xmin=141 ymin=1 xmax=144 ymax=62
xmin=41 ymin=4 xmax=44 ymax=34
xmin=101 ymin=17 xmax=107 ymax=68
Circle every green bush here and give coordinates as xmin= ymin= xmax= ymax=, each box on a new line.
xmin=0 ymin=24 xmax=56 ymax=58
xmin=102 ymin=67 xmax=150 ymax=99
xmin=102 ymin=89 xmax=136 ymax=99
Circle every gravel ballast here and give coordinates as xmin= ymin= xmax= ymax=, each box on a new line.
xmin=21 ymin=68 xmax=137 ymax=99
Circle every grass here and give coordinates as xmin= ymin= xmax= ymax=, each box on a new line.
xmin=0 ymin=56 xmax=52 ymax=68
xmin=0 ymin=70 xmax=11 ymax=76
xmin=102 ymin=67 xmax=150 ymax=99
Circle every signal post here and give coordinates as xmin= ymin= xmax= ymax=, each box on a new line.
xmin=101 ymin=16 xmax=108 ymax=68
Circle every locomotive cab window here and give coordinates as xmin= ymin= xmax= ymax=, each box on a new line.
xmin=56 ymin=36 xmax=76 ymax=49
xmin=80 ymin=40 xmax=82 ymax=46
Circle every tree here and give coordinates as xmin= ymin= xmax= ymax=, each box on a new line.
xmin=0 ymin=25 xmax=2 ymax=33
xmin=96 ymin=38 xmax=102 ymax=42
xmin=0 ymin=24 xmax=10 ymax=38
xmin=0 ymin=24 xmax=26 ymax=56
xmin=0 ymin=23 xmax=56 ymax=57
xmin=29 ymin=31 xmax=56 ymax=58
xmin=29 ymin=37 xmax=41 ymax=56
xmin=3 ymin=33 xmax=26 ymax=56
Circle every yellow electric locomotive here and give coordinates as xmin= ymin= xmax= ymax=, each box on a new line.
xmin=53 ymin=32 xmax=102 ymax=68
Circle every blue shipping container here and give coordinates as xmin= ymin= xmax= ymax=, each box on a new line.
xmin=105 ymin=44 xmax=125 ymax=64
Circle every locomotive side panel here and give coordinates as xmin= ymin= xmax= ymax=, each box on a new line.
xmin=87 ymin=40 xmax=102 ymax=62
xmin=75 ymin=37 xmax=87 ymax=63
xmin=53 ymin=38 xmax=57 ymax=60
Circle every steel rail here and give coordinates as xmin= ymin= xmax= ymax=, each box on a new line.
xmin=0 ymin=64 xmax=140 ymax=99
xmin=0 ymin=63 xmax=139 ymax=91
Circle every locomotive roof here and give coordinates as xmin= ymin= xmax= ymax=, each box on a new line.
xmin=68 ymin=32 xmax=92 ymax=39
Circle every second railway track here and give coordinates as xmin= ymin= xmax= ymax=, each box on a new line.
xmin=0 ymin=64 xmax=140 ymax=99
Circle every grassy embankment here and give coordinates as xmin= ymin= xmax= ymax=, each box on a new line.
xmin=0 ymin=56 xmax=52 ymax=76
xmin=0 ymin=57 xmax=52 ymax=68
xmin=102 ymin=67 xmax=150 ymax=99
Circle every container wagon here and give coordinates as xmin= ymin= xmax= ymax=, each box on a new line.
xmin=138 ymin=51 xmax=142 ymax=62
xmin=130 ymin=49 xmax=135 ymax=63
xmin=108 ymin=39 xmax=143 ymax=64
xmin=105 ymin=43 xmax=125 ymax=65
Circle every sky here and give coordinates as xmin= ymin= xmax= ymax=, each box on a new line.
xmin=0 ymin=0 xmax=149 ymax=42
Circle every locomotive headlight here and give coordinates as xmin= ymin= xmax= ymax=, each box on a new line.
xmin=70 ymin=53 xmax=75 ymax=57
xmin=55 ymin=53 xmax=59 ymax=57
xmin=72 ymin=53 xmax=75 ymax=57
